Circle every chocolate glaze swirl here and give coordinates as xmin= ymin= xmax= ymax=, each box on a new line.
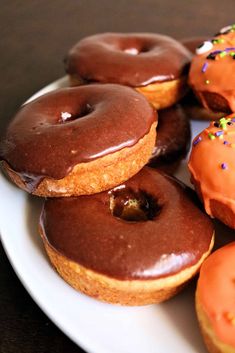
xmin=65 ymin=33 xmax=192 ymax=87
xmin=0 ymin=84 xmax=156 ymax=186
xmin=40 ymin=167 xmax=214 ymax=280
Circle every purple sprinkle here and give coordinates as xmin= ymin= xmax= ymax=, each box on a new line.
xmin=221 ymin=163 xmax=228 ymax=170
xmin=210 ymin=50 xmax=222 ymax=55
xmin=223 ymin=140 xmax=229 ymax=145
xmin=202 ymin=62 xmax=208 ymax=73
xmin=225 ymin=47 xmax=235 ymax=51
xmin=215 ymin=130 xmax=224 ymax=136
xmin=193 ymin=136 xmax=202 ymax=146
xmin=231 ymin=118 xmax=235 ymax=122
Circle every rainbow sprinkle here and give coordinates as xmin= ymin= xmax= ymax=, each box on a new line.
xmin=215 ymin=130 xmax=224 ymax=137
xmin=202 ymin=62 xmax=208 ymax=73
xmin=221 ymin=163 xmax=228 ymax=170
xmin=193 ymin=136 xmax=202 ymax=146
xmin=208 ymin=132 xmax=215 ymax=140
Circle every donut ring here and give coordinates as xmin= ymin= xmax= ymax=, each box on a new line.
xmin=39 ymin=167 xmax=214 ymax=305
xmin=196 ymin=242 xmax=235 ymax=353
xmin=0 ymin=84 xmax=157 ymax=197
xmin=189 ymin=26 xmax=235 ymax=113
xmin=65 ymin=33 xmax=192 ymax=110
xmin=148 ymin=104 xmax=191 ymax=173
xmin=188 ymin=113 xmax=235 ymax=228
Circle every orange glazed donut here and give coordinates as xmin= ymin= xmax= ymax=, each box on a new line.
xmin=196 ymin=242 xmax=235 ymax=353
xmin=0 ymin=84 xmax=157 ymax=197
xmin=39 ymin=167 xmax=214 ymax=306
xmin=65 ymin=33 xmax=192 ymax=109
xmin=180 ymin=37 xmax=224 ymax=121
xmin=188 ymin=113 xmax=235 ymax=229
xmin=189 ymin=24 xmax=235 ymax=113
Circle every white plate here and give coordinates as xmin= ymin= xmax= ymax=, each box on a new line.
xmin=0 ymin=77 xmax=233 ymax=353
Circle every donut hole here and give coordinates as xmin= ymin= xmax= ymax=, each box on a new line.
xmin=60 ymin=103 xmax=93 ymax=123
xmin=110 ymin=187 xmax=161 ymax=222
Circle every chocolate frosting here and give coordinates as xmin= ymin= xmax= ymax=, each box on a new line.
xmin=40 ymin=167 xmax=214 ymax=280
xmin=148 ymin=104 xmax=191 ymax=168
xmin=0 ymin=84 xmax=156 ymax=185
xmin=65 ymin=33 xmax=192 ymax=87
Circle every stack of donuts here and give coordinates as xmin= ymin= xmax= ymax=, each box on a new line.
xmin=1 ymin=24 xmax=235 ymax=353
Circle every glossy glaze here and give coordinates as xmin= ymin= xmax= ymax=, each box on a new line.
xmin=40 ymin=168 xmax=214 ymax=280
xmin=188 ymin=114 xmax=235 ymax=216
xmin=197 ymin=242 xmax=235 ymax=347
xmin=65 ymin=33 xmax=192 ymax=87
xmin=0 ymin=84 xmax=156 ymax=189
xmin=189 ymin=31 xmax=235 ymax=112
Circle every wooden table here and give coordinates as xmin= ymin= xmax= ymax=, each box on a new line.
xmin=0 ymin=1 xmax=234 ymax=352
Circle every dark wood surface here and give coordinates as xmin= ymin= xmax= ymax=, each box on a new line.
xmin=0 ymin=1 xmax=234 ymax=352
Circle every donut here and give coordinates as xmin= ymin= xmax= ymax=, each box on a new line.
xmin=65 ymin=33 xmax=192 ymax=110
xmin=180 ymin=37 xmax=224 ymax=120
xmin=189 ymin=24 xmax=235 ymax=113
xmin=39 ymin=167 xmax=214 ymax=306
xmin=188 ymin=113 xmax=235 ymax=229
xmin=148 ymin=104 xmax=191 ymax=173
xmin=0 ymin=84 xmax=157 ymax=197
xmin=196 ymin=242 xmax=235 ymax=353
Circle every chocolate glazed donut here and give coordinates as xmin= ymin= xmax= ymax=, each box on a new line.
xmin=0 ymin=84 xmax=157 ymax=197
xmin=65 ymin=32 xmax=192 ymax=109
xmin=39 ymin=167 xmax=214 ymax=305
xmin=148 ymin=104 xmax=191 ymax=173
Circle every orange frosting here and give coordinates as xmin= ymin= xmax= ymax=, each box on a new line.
xmin=188 ymin=113 xmax=235 ymax=217
xmin=189 ymin=31 xmax=235 ymax=111
xmin=197 ymin=242 xmax=235 ymax=347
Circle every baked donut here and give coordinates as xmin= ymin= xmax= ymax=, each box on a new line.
xmin=180 ymin=37 xmax=224 ymax=120
xmin=188 ymin=113 xmax=235 ymax=229
xmin=65 ymin=33 xmax=192 ymax=109
xmin=189 ymin=24 xmax=235 ymax=113
xmin=148 ymin=104 xmax=191 ymax=173
xmin=0 ymin=84 xmax=157 ymax=197
xmin=39 ymin=167 xmax=214 ymax=306
xmin=196 ymin=242 xmax=235 ymax=353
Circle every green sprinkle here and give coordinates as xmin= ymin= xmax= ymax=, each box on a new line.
xmin=213 ymin=38 xmax=225 ymax=44
xmin=230 ymin=52 xmax=235 ymax=57
xmin=219 ymin=117 xmax=227 ymax=124
xmin=221 ymin=123 xmax=227 ymax=130
xmin=205 ymin=79 xmax=210 ymax=85
xmin=208 ymin=133 xmax=215 ymax=140
xmin=219 ymin=51 xmax=227 ymax=58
